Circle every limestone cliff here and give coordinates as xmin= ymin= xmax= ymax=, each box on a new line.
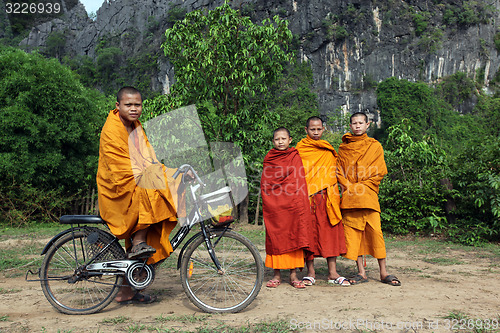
xmin=16 ymin=0 xmax=500 ymax=120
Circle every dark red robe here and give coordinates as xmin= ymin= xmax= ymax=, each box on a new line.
xmin=261 ymin=148 xmax=312 ymax=255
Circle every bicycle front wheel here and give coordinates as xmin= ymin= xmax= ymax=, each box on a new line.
xmin=40 ymin=227 xmax=125 ymax=315
xmin=180 ymin=229 xmax=264 ymax=313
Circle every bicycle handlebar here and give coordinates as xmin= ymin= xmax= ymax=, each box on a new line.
xmin=173 ymin=164 xmax=205 ymax=186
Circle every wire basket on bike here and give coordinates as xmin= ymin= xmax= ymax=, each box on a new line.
xmin=199 ymin=186 xmax=236 ymax=227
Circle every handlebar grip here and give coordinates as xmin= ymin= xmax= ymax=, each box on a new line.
xmin=173 ymin=164 xmax=190 ymax=179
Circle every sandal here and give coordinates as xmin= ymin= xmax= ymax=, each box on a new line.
xmin=128 ymin=242 xmax=156 ymax=259
xmin=328 ymin=276 xmax=351 ymax=286
xmin=117 ymin=292 xmax=157 ymax=305
xmin=381 ymin=274 xmax=401 ymax=286
xmin=266 ymin=279 xmax=281 ymax=288
xmin=302 ymin=276 xmax=315 ymax=286
xmin=348 ymin=274 xmax=369 ymax=285
xmin=290 ymin=281 xmax=306 ymax=289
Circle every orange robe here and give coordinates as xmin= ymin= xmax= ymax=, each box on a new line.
xmin=337 ymin=133 xmax=388 ymax=260
xmin=337 ymin=133 xmax=387 ymax=214
xmin=296 ymin=136 xmax=345 ymax=259
xmin=261 ymin=148 xmax=312 ymax=269
xmin=96 ymin=109 xmax=178 ymax=264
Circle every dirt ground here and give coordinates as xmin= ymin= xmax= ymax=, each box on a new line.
xmin=1 ymin=225 xmax=499 ymax=333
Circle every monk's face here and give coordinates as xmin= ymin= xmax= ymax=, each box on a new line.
xmin=273 ymin=130 xmax=292 ymax=151
xmin=350 ymin=115 xmax=370 ymax=136
xmin=116 ymin=93 xmax=142 ymax=127
xmin=305 ymin=119 xmax=324 ymax=140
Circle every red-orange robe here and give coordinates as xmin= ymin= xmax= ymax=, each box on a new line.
xmin=261 ymin=148 xmax=312 ymax=269
xmin=96 ymin=109 xmax=178 ymax=264
xmin=296 ymin=136 xmax=346 ymax=259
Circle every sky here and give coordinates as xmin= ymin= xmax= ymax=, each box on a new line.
xmin=79 ymin=0 xmax=103 ymax=14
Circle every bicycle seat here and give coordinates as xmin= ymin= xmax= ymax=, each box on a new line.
xmin=60 ymin=215 xmax=105 ymax=225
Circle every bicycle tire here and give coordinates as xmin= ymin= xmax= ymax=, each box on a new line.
xmin=40 ymin=227 xmax=125 ymax=315
xmin=180 ymin=229 xmax=264 ymax=313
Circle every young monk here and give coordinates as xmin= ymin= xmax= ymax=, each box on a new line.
xmin=97 ymin=86 xmax=179 ymax=304
xmin=261 ymin=127 xmax=312 ymax=289
xmin=296 ymin=117 xmax=350 ymax=286
xmin=337 ymin=112 xmax=401 ymax=286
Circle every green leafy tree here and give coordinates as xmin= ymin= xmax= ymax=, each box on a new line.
xmin=159 ymin=1 xmax=293 ymax=143
xmin=150 ymin=2 xmax=294 ymax=222
xmin=380 ymin=120 xmax=448 ymax=235
xmin=376 ymin=77 xmax=484 ymax=153
xmin=0 ymin=47 xmax=108 ymax=224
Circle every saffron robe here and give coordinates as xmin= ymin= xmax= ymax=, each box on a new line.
xmin=96 ymin=109 xmax=178 ymax=264
xmin=337 ymin=133 xmax=387 ymax=218
xmin=295 ymin=136 xmax=342 ymax=226
xmin=337 ymin=133 xmax=388 ymax=260
xmin=261 ymin=148 xmax=312 ymax=256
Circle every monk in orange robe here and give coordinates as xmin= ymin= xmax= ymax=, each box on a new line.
xmin=261 ymin=127 xmax=312 ymax=289
xmin=97 ymin=86 xmax=179 ymax=303
xmin=296 ymin=117 xmax=350 ymax=287
xmin=337 ymin=112 xmax=401 ymax=286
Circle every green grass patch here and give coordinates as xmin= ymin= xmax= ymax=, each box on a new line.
xmin=126 ymin=323 xmax=146 ymax=332
xmin=423 ymin=257 xmax=465 ymax=265
xmin=0 ymin=287 xmax=22 ymax=294
xmin=155 ymin=313 xmax=211 ymax=323
xmin=101 ymin=316 xmax=130 ymax=324
xmin=0 ymin=315 xmax=9 ymax=322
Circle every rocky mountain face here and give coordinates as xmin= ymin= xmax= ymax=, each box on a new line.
xmin=16 ymin=0 xmax=500 ymax=122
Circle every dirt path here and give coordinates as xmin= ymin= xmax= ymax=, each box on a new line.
xmin=1 ymin=227 xmax=499 ymax=333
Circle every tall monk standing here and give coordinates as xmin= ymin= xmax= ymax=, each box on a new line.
xmin=296 ymin=117 xmax=350 ymax=286
xmin=337 ymin=112 xmax=401 ymax=286
xmin=261 ymin=127 xmax=312 ymax=289
xmin=97 ymin=86 xmax=179 ymax=304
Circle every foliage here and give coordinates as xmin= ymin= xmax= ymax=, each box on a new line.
xmin=379 ymin=120 xmax=448 ymax=235
xmin=322 ymin=13 xmax=349 ymax=42
xmin=0 ymin=47 xmax=109 ymax=224
xmin=376 ymin=77 xmax=484 ymax=153
xmin=417 ymin=28 xmax=443 ymax=53
xmin=494 ymin=32 xmax=500 ymax=53
xmin=435 ymin=72 xmax=475 ymax=108
xmin=62 ymin=54 xmax=98 ymax=87
xmin=44 ymin=31 xmax=66 ymax=60
xmin=268 ymin=62 xmax=319 ymax=146
xmin=166 ymin=5 xmax=187 ymax=24
xmin=412 ymin=12 xmax=429 ymax=37
xmin=442 ymin=1 xmax=495 ymax=28
xmin=96 ymin=47 xmax=123 ymax=92
xmin=447 ymin=136 xmax=500 ymax=245
xmin=377 ymin=75 xmax=499 ymax=244
xmin=158 ymin=1 xmax=294 ymax=166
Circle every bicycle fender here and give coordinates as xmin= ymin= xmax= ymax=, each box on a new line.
xmin=41 ymin=226 xmax=93 ymax=255
xmin=176 ymin=231 xmax=204 ymax=269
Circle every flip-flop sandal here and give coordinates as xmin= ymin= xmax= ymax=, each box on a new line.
xmin=266 ymin=279 xmax=281 ymax=288
xmin=381 ymin=274 xmax=401 ymax=286
xmin=128 ymin=242 xmax=156 ymax=259
xmin=349 ymin=274 xmax=369 ymax=285
xmin=118 ymin=293 xmax=157 ymax=305
xmin=290 ymin=281 xmax=306 ymax=289
xmin=302 ymin=276 xmax=315 ymax=286
xmin=328 ymin=276 xmax=351 ymax=286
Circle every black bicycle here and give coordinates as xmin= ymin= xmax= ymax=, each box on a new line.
xmin=27 ymin=164 xmax=264 ymax=315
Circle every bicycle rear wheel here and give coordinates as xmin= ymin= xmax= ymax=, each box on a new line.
xmin=180 ymin=229 xmax=264 ymax=313
xmin=40 ymin=227 xmax=125 ymax=315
